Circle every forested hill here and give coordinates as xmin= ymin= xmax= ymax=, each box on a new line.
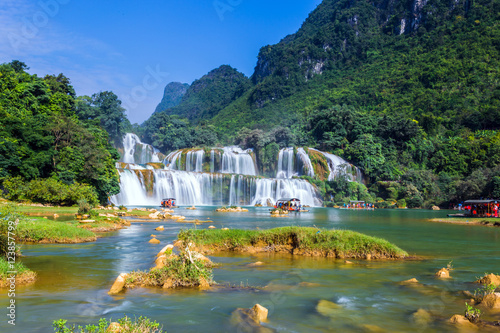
xmin=154 ymin=65 xmax=251 ymax=123
xmin=211 ymin=0 xmax=500 ymax=134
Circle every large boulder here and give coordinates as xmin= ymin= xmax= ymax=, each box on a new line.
xmin=108 ymin=273 xmax=128 ymax=295
xmin=480 ymin=292 xmax=500 ymax=311
xmin=448 ymin=315 xmax=478 ymax=331
xmin=432 ymin=206 xmax=440 ymax=210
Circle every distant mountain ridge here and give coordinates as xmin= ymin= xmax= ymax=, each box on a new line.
xmin=154 ymin=65 xmax=251 ymax=123
xmin=154 ymin=82 xmax=189 ymax=114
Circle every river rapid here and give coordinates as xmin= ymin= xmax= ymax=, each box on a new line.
xmin=2 ymin=207 xmax=499 ymax=332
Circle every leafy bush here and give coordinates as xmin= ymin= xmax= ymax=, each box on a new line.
xmin=53 ymin=316 xmax=163 ymax=333
xmin=464 ymin=302 xmax=481 ymax=323
xmin=77 ymin=199 xmax=92 ymax=215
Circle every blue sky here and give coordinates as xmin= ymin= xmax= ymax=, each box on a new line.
xmin=0 ymin=0 xmax=322 ymax=123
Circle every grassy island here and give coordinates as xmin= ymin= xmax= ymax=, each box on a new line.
xmin=178 ymin=227 xmax=408 ymax=259
xmin=0 ymin=257 xmax=36 ymax=287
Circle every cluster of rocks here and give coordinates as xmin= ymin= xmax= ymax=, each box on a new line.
xmin=215 ymin=207 xmax=249 ymax=213
xmin=148 ymin=210 xmax=185 ymax=221
xmin=399 ymin=270 xmax=500 ymax=331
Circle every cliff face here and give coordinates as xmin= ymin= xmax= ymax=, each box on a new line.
xmin=252 ymin=0 xmax=474 ymax=87
xmin=154 ymin=82 xmax=190 ymax=113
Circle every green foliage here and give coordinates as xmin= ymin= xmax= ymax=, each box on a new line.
xmin=126 ymin=250 xmax=214 ymax=288
xmin=464 ymin=302 xmax=481 ymax=323
xmin=0 ymin=61 xmax=121 ymax=205
xmin=52 ymin=316 xmax=163 ymax=333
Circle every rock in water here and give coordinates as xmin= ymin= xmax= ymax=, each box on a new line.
xmin=316 ymin=299 xmax=341 ymax=317
xmin=400 ymin=278 xmax=420 ymax=285
xmin=448 ymin=315 xmax=478 ymax=330
xmin=412 ymin=309 xmax=432 ymax=327
xmin=435 ymin=268 xmax=450 ymax=278
xmin=149 ymin=238 xmax=161 ymax=244
xmin=231 ymin=304 xmax=270 ymax=332
xmin=480 ymin=292 xmax=500 ymax=310
xmin=252 ymin=304 xmax=268 ymax=322
xmin=155 ymin=225 xmax=165 ymax=231
xmin=108 ymin=273 xmax=128 ymax=295
xmin=475 ymin=273 xmax=500 ymax=288
xmin=432 ymin=206 xmax=440 ymax=210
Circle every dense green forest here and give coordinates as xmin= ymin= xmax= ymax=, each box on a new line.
xmin=0 ymin=61 xmax=130 ymax=205
xmin=141 ymin=0 xmax=500 ymax=208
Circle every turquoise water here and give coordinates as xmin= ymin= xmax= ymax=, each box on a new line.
xmin=1 ymin=207 xmax=499 ymax=332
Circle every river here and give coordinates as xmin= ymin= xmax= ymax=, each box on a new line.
xmin=2 ymin=207 xmax=499 ymax=332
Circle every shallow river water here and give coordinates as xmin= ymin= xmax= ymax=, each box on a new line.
xmin=2 ymin=207 xmax=499 ymax=332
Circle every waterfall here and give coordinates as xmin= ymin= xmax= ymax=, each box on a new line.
xmin=121 ymin=133 xmax=161 ymax=164
xmin=111 ymin=167 xmax=320 ymax=207
xmin=310 ymin=148 xmax=362 ymax=182
xmin=113 ymin=133 xmax=367 ymax=207
xmin=296 ymin=148 xmax=315 ymax=177
xmin=277 ymin=148 xmax=295 ymax=179
xmin=220 ymin=146 xmax=256 ymax=175
xmin=251 ymin=178 xmax=319 ymax=207
xmin=185 ymin=150 xmax=204 ymax=172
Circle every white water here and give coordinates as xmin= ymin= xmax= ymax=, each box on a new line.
xmin=164 ymin=146 xmax=257 ymax=175
xmin=121 ymin=133 xmax=161 ymax=164
xmin=276 ymin=147 xmax=315 ymax=179
xmin=310 ymin=148 xmax=362 ymax=182
xmin=277 ymin=148 xmax=295 ymax=179
xmin=111 ymin=168 xmax=320 ymax=207
xmin=220 ymin=146 xmax=256 ymax=175
xmin=113 ymin=133 xmax=366 ymax=207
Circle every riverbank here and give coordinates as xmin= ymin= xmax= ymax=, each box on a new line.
xmin=429 ymin=217 xmax=500 ymax=227
xmin=0 ymin=257 xmax=36 ymax=287
xmin=177 ymin=227 xmax=409 ymax=259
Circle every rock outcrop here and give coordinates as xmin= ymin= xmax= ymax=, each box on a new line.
xmin=108 ymin=273 xmax=128 ymax=295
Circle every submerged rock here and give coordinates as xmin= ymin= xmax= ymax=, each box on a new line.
xmin=435 ymin=268 xmax=451 ymax=278
xmin=400 ymin=278 xmax=420 ymax=285
xmin=298 ymin=282 xmax=321 ymax=287
xmin=412 ymin=308 xmax=432 ymax=327
xmin=247 ymin=261 xmax=264 ymax=267
xmin=316 ymin=299 xmax=341 ymax=317
xmin=359 ymin=324 xmax=386 ymax=333
xmin=108 ymin=273 xmax=128 ymax=295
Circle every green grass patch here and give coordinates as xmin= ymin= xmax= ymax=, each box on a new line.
xmin=0 ymin=257 xmax=36 ymax=286
xmin=15 ymin=217 xmax=96 ymax=243
xmin=2 ymin=203 xmax=78 ymax=216
xmin=126 ymin=251 xmax=214 ymax=289
xmin=178 ymin=227 xmax=408 ymax=259
xmin=53 ymin=316 xmax=163 ymax=333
